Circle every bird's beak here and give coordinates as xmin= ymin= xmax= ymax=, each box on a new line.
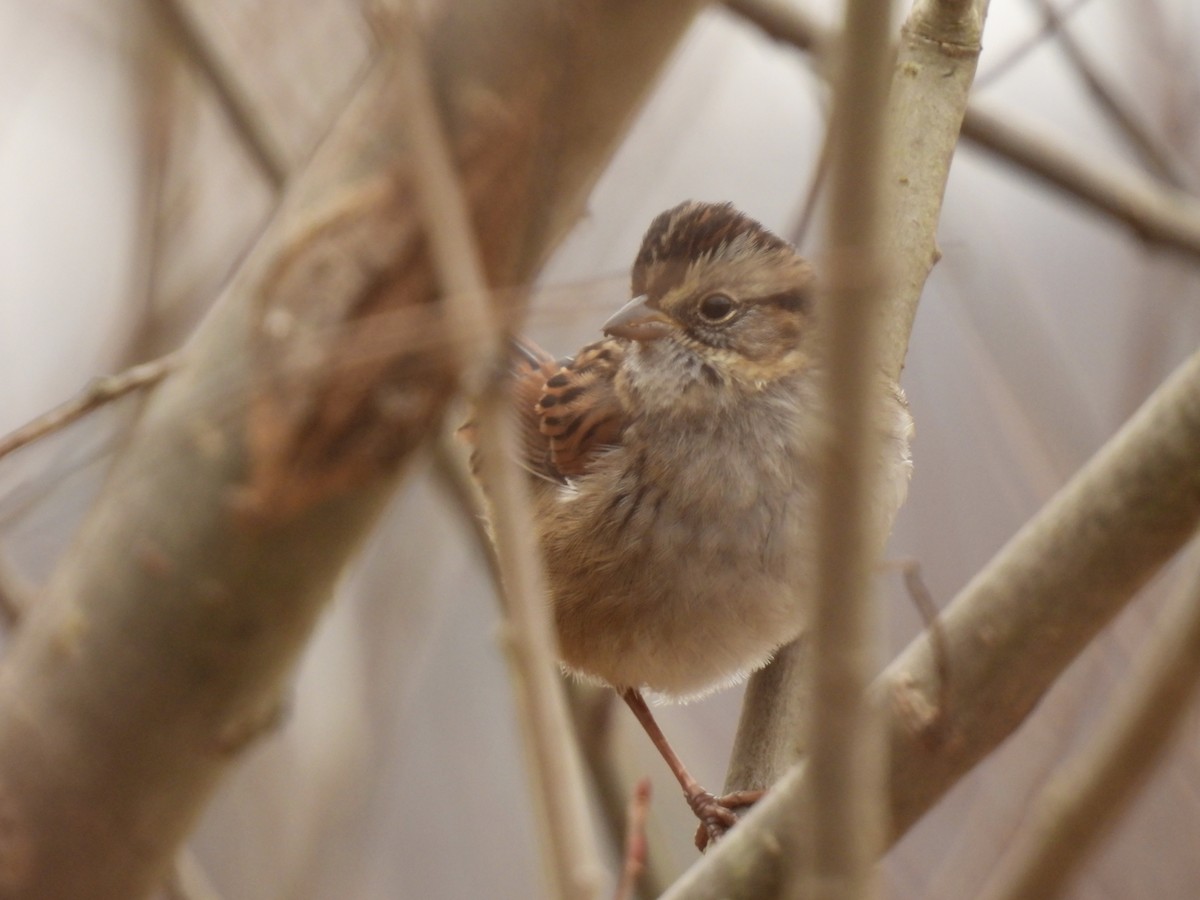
xmin=602 ymin=295 xmax=675 ymax=342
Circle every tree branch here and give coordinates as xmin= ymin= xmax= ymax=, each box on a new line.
xmin=959 ymin=103 xmax=1200 ymax=260
xmin=803 ymin=0 xmax=895 ymax=894
xmin=727 ymin=0 xmax=1200 ymax=264
xmin=390 ymin=9 xmax=602 ymax=894
xmin=664 ymin=330 xmax=1200 ymax=900
xmin=152 ymin=0 xmax=289 ymax=189
xmin=0 ymin=354 xmax=179 ymax=463
xmin=723 ymin=0 xmax=990 ymax=832
xmin=976 ymin=542 xmax=1200 ymax=900
xmin=0 ymin=4 xmax=701 ymax=896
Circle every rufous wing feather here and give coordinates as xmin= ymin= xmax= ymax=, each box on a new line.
xmin=460 ymin=337 xmax=627 ymax=484
xmin=535 ymin=338 xmax=626 ymax=478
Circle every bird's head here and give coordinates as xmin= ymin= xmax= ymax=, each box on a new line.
xmin=604 ymin=201 xmax=815 ymax=401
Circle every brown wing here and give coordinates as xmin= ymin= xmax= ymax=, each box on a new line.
xmin=463 ymin=338 xmax=626 ymax=483
xmin=533 ymin=338 xmax=626 ymax=479
xmin=508 ymin=338 xmax=564 ymax=482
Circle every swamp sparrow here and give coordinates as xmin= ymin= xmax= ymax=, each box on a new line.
xmin=495 ymin=201 xmax=912 ymax=845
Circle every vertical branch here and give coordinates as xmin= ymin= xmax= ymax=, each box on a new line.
xmin=804 ymin=0 xmax=895 ymax=896
xmin=391 ymin=11 xmax=602 ymax=897
xmin=668 ymin=1 xmax=990 ymax=895
xmin=880 ymin=0 xmax=991 ymax=381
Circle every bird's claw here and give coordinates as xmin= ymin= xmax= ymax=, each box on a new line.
xmin=690 ymin=789 xmax=764 ymax=851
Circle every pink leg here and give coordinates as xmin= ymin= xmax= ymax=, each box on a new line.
xmin=621 ymin=688 xmax=763 ymax=850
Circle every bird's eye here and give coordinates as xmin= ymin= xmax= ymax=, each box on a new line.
xmin=697 ymin=293 xmax=738 ymax=322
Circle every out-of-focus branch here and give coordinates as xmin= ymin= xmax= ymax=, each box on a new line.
xmin=565 ymin=681 xmax=679 ymax=898
xmin=152 ymin=0 xmax=289 ymax=189
xmin=0 ymin=554 xmax=33 ymax=628
xmin=0 ymin=354 xmax=178 ymax=463
xmin=881 ymin=345 xmax=1200 ymax=833
xmin=960 ymin=104 xmax=1200 ymax=261
xmin=0 ymin=3 xmax=701 ymax=897
xmin=1028 ymin=0 xmax=1194 ymax=190
xmin=723 ymin=0 xmax=989 ymax=834
xmin=803 ymin=0 xmax=895 ymax=895
xmin=162 ymin=850 xmax=224 ymax=900
xmin=973 ymin=0 xmax=1094 ymax=89
xmin=664 ymin=329 xmax=1200 ymax=900
xmin=727 ymin=0 xmax=1200 ymax=265
xmin=976 ymin=544 xmax=1200 ymax=900
xmin=391 ymin=11 xmax=601 ymax=896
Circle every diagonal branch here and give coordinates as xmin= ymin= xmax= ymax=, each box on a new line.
xmin=0 ymin=4 xmax=701 ymax=897
xmin=803 ymin=0 xmax=896 ymax=894
xmin=976 ymin=541 xmax=1200 ymax=900
xmin=152 ymin=0 xmax=289 ymax=189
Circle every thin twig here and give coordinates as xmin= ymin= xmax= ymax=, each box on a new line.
xmin=805 ymin=0 xmax=895 ymax=894
xmin=961 ymin=103 xmax=1200 ymax=261
xmin=613 ymin=778 xmax=652 ymax=900
xmin=0 ymin=354 xmax=179 ymax=464
xmin=565 ymin=681 xmax=678 ymax=898
xmin=152 ymin=0 xmax=289 ymax=188
xmin=391 ymin=10 xmax=602 ymax=898
xmin=880 ymin=557 xmax=951 ymax=742
xmin=1029 ymin=0 xmax=1194 ymax=190
xmin=974 ymin=0 xmax=1095 ymax=90
xmin=788 ymin=117 xmax=832 ymax=252
xmin=429 ymin=429 xmax=503 ymax=590
xmin=727 ymin=0 xmax=1200 ymax=264
xmin=977 ymin=542 xmax=1200 ymax=900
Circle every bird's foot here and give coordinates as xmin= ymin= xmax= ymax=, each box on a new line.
xmin=690 ymin=788 xmax=765 ymax=851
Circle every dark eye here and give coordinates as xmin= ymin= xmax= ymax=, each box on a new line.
xmin=697 ymin=293 xmax=738 ymax=322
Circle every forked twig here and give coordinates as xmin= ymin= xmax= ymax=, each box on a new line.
xmin=882 ymin=557 xmax=951 ymax=743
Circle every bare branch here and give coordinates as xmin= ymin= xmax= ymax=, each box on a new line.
xmin=976 ymin=543 xmax=1200 ymax=900
xmin=664 ymin=333 xmax=1200 ymax=900
xmin=613 ymin=778 xmax=652 ymax=900
xmin=723 ymin=0 xmax=989 ymax=838
xmin=960 ymin=103 xmax=1200 ymax=260
xmin=391 ymin=10 xmax=602 ymax=895
xmin=0 ymin=3 xmax=702 ymax=896
xmin=152 ymin=0 xmax=289 ymax=188
xmin=803 ymin=0 xmax=896 ymax=892
xmin=1028 ymin=0 xmax=1194 ymax=189
xmin=0 ymin=354 xmax=179 ymax=464
xmin=727 ymin=0 xmax=1200 ymax=266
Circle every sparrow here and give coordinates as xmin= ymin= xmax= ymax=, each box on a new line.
xmin=495 ymin=200 xmax=913 ymax=846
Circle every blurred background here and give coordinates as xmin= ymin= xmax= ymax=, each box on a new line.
xmin=2 ymin=0 xmax=1200 ymax=896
